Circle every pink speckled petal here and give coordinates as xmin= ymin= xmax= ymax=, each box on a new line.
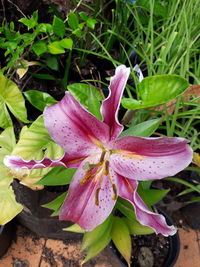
xmin=109 ymin=136 xmax=193 ymax=180
xmin=117 ymin=177 xmax=176 ymax=236
xmin=101 ymin=65 xmax=130 ymax=140
xmin=44 ymin=92 xmax=110 ymax=157
xmin=3 ymin=153 xmax=79 ymax=170
xmin=59 ymin=155 xmax=117 ymax=231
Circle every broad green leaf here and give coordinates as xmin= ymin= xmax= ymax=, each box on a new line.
xmin=123 ymin=217 xmax=154 ymax=235
xmin=19 ymin=10 xmax=38 ymax=30
xmin=68 ymin=11 xmax=79 ymax=30
xmin=82 ymin=219 xmax=112 ymax=264
xmin=111 ymin=216 xmax=131 ymax=267
xmin=0 ymin=127 xmax=15 ymax=157
xmin=0 ymin=177 xmax=23 ymax=225
xmin=32 ymin=41 xmax=47 ymax=56
xmin=37 ymin=166 xmax=76 ymax=185
xmin=46 ymin=56 xmax=59 ymax=71
xmin=81 ymin=216 xmax=112 ymax=251
xmin=72 ymin=28 xmax=82 ymax=38
xmin=0 ymin=73 xmax=29 ymax=128
xmin=52 ymin=16 xmax=65 ymax=38
xmin=67 ymin=83 xmax=102 ymax=110
xmin=42 ymin=192 xmax=67 ymax=212
xmin=87 ymin=86 xmax=102 ymax=119
xmin=122 ymin=75 xmax=189 ymax=110
xmin=48 ymin=41 xmax=65 ymax=54
xmin=63 ymin=223 xmax=85 ymax=233
xmin=137 ymin=186 xmax=170 ymax=206
xmin=79 ymin=11 xmax=88 ymax=21
xmin=59 ymin=38 xmax=73 ymax=50
xmin=24 ymin=90 xmax=57 ymax=111
xmin=37 ymin=23 xmax=53 ymax=33
xmin=86 ymin=18 xmax=97 ymax=29
xmin=120 ymin=118 xmax=161 ymax=137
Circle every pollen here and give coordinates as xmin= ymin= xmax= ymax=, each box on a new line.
xmin=95 ymin=188 xmax=101 ymax=205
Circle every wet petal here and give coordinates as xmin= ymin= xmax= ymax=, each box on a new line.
xmin=110 ymin=136 xmax=193 ymax=180
xmin=59 ymin=155 xmax=117 ymax=231
xmin=101 ymin=65 xmax=130 ymax=140
xmin=44 ymin=92 xmax=110 ymax=157
xmin=117 ymin=176 xmax=176 ymax=236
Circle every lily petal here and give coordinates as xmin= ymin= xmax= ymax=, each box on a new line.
xmin=101 ymin=65 xmax=130 ymax=140
xmin=44 ymin=92 xmax=110 ymax=157
xmin=110 ymin=136 xmax=193 ymax=180
xmin=59 ymin=155 xmax=117 ymax=231
xmin=117 ymin=176 xmax=176 ymax=236
xmin=3 ymin=154 xmax=71 ymax=170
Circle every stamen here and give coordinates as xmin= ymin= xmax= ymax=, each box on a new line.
xmin=112 ymin=184 xmax=117 ymax=200
xmin=104 ymin=160 xmax=109 ymax=175
xmin=99 ymin=150 xmax=106 ymax=162
xmin=95 ymin=188 xmax=101 ymax=205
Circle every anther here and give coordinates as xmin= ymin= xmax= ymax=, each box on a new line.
xmin=99 ymin=150 xmax=106 ymax=162
xmin=104 ymin=160 xmax=109 ymax=175
xmin=95 ymin=188 xmax=101 ymax=205
xmin=112 ymin=184 xmax=117 ymax=200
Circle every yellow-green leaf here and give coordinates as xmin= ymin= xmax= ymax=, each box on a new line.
xmin=111 ymin=216 xmax=131 ymax=267
xmin=0 ymin=73 xmax=29 ymax=128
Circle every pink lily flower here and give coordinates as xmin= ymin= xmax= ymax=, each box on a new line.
xmin=4 ymin=65 xmax=192 ymax=236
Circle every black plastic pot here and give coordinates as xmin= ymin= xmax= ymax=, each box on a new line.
xmin=0 ymin=221 xmax=16 ymax=258
xmin=110 ymin=209 xmax=180 ymax=267
xmin=12 ymin=180 xmax=82 ymax=240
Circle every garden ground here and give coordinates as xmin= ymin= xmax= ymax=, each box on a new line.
xmin=0 ymin=223 xmax=199 ymax=267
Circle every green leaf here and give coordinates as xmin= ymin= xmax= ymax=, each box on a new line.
xmin=116 ymin=197 xmax=136 ymax=221
xmin=0 ymin=127 xmax=16 ymax=157
xmin=59 ymin=38 xmax=73 ymax=50
xmin=37 ymin=23 xmax=53 ymax=33
xmin=48 ymin=41 xmax=65 ymax=54
xmin=67 ymin=83 xmax=102 ymax=110
xmin=68 ymin=11 xmax=79 ymax=30
xmin=81 ymin=216 xmax=112 ymax=251
xmin=79 ymin=11 xmax=88 ymax=21
xmin=122 ymin=75 xmax=189 ymax=110
xmin=137 ymin=186 xmax=170 ymax=206
xmin=53 ymin=16 xmax=66 ymax=38
xmin=123 ymin=217 xmax=154 ymax=235
xmin=86 ymin=18 xmax=97 ymax=29
xmin=42 ymin=192 xmax=67 ymax=212
xmin=63 ymin=223 xmax=85 ymax=233
xmin=46 ymin=56 xmax=59 ymax=71
xmin=30 ymin=73 xmax=56 ymax=80
xmin=166 ymin=177 xmax=200 ymax=194
xmin=82 ymin=218 xmax=113 ymax=264
xmin=120 ymin=118 xmax=161 ymax=137
xmin=24 ymin=90 xmax=57 ymax=111
xmin=0 ymin=176 xmax=23 ymax=225
xmin=32 ymin=41 xmax=47 ymax=56
xmin=37 ymin=166 xmax=76 ymax=185
xmin=0 ymin=73 xmax=29 ymax=128
xmin=87 ymin=86 xmax=102 ymax=119
xmin=111 ymin=216 xmax=131 ymax=267
xmin=19 ymin=10 xmax=38 ymax=30
xmin=72 ymin=28 xmax=82 ymax=38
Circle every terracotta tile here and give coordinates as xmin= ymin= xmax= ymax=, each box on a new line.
xmin=0 ymin=225 xmax=45 ymax=267
xmin=175 ymin=228 xmax=200 ymax=267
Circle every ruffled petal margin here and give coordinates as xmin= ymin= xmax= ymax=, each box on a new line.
xmin=3 ymin=152 xmax=85 ymax=170
xmin=117 ymin=176 xmax=177 ymax=236
xmin=101 ymin=65 xmax=130 ymax=140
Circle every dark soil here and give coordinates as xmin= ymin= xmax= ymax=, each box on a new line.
xmin=112 ymin=234 xmax=170 ymax=267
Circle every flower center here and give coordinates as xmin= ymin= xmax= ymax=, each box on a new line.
xmin=80 ymin=150 xmax=117 ymax=205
